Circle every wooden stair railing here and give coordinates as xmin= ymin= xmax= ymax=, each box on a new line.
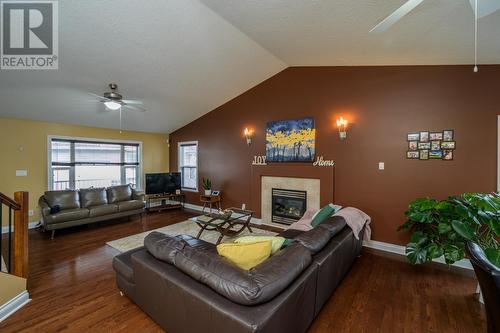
xmin=0 ymin=191 xmax=29 ymax=278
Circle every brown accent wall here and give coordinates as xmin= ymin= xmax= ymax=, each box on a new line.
xmin=170 ymin=66 xmax=499 ymax=245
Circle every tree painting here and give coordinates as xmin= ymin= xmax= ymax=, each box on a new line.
xmin=266 ymin=117 xmax=315 ymax=162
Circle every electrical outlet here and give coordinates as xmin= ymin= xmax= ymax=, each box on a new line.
xmin=29 ymin=210 xmax=34 ymax=217
xmin=16 ymin=170 xmax=28 ymax=177
xmin=378 ymin=162 xmax=385 ymax=170
xmin=242 ymin=203 xmax=246 ymax=210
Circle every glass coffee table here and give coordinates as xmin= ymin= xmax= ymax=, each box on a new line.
xmin=194 ymin=207 xmax=254 ymax=244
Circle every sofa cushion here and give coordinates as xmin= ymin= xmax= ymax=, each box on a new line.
xmin=107 ymin=185 xmax=133 ymax=204
xmin=89 ymin=204 xmax=118 ymax=217
xmin=217 ymin=241 xmax=273 ymax=270
xmin=117 ymin=200 xmax=144 ymax=212
xmin=43 ymin=208 xmax=89 ymax=224
xmin=80 ymin=187 xmax=107 ymax=208
xmin=174 ymin=242 xmax=312 ymax=305
xmin=174 ymin=234 xmax=217 ymax=253
xmin=318 ymin=216 xmax=347 ymax=237
xmin=44 ymin=190 xmax=80 ymax=210
xmin=145 ymin=232 xmax=187 ymax=265
xmin=293 ymin=225 xmax=332 ymax=254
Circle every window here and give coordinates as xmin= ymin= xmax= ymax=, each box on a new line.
xmin=48 ymin=137 xmax=142 ymax=190
xmin=178 ymin=141 xmax=198 ymax=191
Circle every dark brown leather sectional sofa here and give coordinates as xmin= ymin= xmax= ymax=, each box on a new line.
xmin=113 ymin=215 xmax=363 ymax=333
xmin=39 ymin=185 xmax=145 ymax=238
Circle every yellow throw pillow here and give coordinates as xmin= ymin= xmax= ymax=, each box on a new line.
xmin=234 ymin=236 xmax=286 ymax=254
xmin=216 ymin=240 xmax=272 ymax=270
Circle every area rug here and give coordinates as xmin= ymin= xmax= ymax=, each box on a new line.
xmin=106 ymin=218 xmax=277 ymax=253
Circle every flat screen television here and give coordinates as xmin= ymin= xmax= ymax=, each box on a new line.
xmin=145 ymin=172 xmax=181 ymax=195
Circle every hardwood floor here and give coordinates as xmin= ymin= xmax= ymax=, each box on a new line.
xmin=1 ymin=210 xmax=485 ymax=332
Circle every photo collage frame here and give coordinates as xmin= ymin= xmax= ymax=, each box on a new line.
xmin=406 ymin=130 xmax=455 ymax=161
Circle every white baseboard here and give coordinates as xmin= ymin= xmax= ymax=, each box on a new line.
xmin=0 ymin=291 xmax=30 ymax=322
xmin=363 ymin=239 xmax=473 ymax=270
xmin=1 ymin=221 xmax=40 ymax=234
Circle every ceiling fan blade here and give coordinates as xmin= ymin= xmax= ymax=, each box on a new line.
xmin=89 ymin=92 xmax=110 ymax=102
xmin=469 ymin=0 xmax=500 ymax=18
xmin=121 ymin=99 xmax=143 ymax=105
xmin=369 ymin=0 xmax=425 ymax=33
xmin=123 ymin=104 xmax=146 ymax=112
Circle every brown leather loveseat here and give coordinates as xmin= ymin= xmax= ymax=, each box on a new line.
xmin=39 ymin=184 xmax=145 ymax=238
xmin=113 ymin=216 xmax=363 ymax=333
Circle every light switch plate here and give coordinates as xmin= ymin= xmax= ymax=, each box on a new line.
xmin=16 ymin=170 xmax=28 ymax=177
xmin=378 ymin=162 xmax=385 ymax=170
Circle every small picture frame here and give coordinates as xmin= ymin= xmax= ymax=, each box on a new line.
xmin=429 ymin=150 xmax=443 ymax=159
xmin=407 ymin=133 xmax=420 ymax=141
xmin=442 ymin=150 xmax=453 ymax=160
xmin=430 ymin=132 xmax=443 ymax=140
xmin=441 ymin=141 xmax=456 ymax=149
xmin=419 ymin=149 xmax=429 ymax=160
xmin=418 ymin=142 xmax=431 ymax=150
xmin=408 ymin=141 xmax=418 ymax=150
xmin=431 ymin=140 xmax=441 ymax=151
xmin=407 ymin=151 xmax=419 ymax=159
xmin=419 ymin=131 xmax=429 ymax=142
xmin=211 ymin=190 xmax=220 ymax=196
xmin=175 ymin=189 xmax=181 ymax=195
xmin=443 ymin=130 xmax=454 ymax=141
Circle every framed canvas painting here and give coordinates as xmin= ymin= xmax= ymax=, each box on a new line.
xmin=266 ymin=117 xmax=315 ymax=162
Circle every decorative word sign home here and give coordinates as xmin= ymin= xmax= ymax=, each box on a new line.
xmin=252 ymin=155 xmax=267 ymax=165
xmin=313 ymin=156 xmax=335 ymax=167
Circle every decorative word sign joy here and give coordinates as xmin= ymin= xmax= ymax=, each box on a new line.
xmin=313 ymin=156 xmax=335 ymax=167
xmin=252 ymin=155 xmax=267 ymax=165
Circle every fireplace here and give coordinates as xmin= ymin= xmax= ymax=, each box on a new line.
xmin=271 ymin=188 xmax=307 ymax=225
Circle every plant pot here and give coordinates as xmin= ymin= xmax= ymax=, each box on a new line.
xmin=204 ymin=189 xmax=212 ymax=196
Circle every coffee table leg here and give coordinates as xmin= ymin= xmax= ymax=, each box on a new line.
xmin=196 ymin=224 xmax=206 ymax=239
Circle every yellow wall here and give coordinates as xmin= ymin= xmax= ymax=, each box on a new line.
xmin=0 ymin=117 xmax=169 ymax=225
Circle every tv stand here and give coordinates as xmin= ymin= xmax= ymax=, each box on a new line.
xmin=146 ymin=193 xmax=185 ymax=212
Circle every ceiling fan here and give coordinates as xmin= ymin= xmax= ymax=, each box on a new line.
xmin=369 ymin=0 xmax=500 ymax=34
xmin=90 ymin=83 xmax=146 ymax=132
xmin=369 ymin=0 xmax=500 ymax=72
xmin=91 ymin=83 xmax=146 ymax=112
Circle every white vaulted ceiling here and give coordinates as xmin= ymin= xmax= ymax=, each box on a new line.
xmin=1 ymin=0 xmax=499 ymax=133
xmin=0 ymin=0 xmax=286 ymax=133
xmin=201 ymin=0 xmax=500 ymax=66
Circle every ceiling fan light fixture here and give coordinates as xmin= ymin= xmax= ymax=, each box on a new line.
xmin=104 ymin=101 xmax=121 ymax=110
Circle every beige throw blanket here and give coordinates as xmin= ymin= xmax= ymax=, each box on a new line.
xmin=333 ymin=207 xmax=371 ymax=241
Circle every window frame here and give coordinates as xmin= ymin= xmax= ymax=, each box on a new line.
xmin=178 ymin=141 xmax=199 ymax=192
xmin=47 ymin=135 xmax=143 ymax=191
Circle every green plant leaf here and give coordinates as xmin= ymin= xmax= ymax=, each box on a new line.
xmin=406 ymin=243 xmax=428 ymax=265
xmin=424 ymin=243 xmax=443 ymax=260
xmin=443 ymin=244 xmax=463 ymax=264
xmin=437 ymin=223 xmax=452 ymax=234
xmin=410 ymin=231 xmax=428 ymax=246
xmin=451 ymin=220 xmax=475 ymax=240
xmin=484 ymin=248 xmax=500 ymax=268
xmin=397 ymin=219 xmax=414 ymax=231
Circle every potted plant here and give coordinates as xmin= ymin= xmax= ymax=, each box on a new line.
xmin=202 ymin=178 xmax=212 ymax=196
xmin=398 ymin=193 xmax=500 ymax=268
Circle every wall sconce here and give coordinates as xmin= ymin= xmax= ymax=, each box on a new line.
xmin=336 ymin=117 xmax=348 ymax=140
xmin=243 ymin=127 xmax=253 ymax=145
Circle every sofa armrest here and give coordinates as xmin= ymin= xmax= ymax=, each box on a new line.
xmin=38 ymin=196 xmax=51 ymax=218
xmin=132 ymin=189 xmax=145 ymax=201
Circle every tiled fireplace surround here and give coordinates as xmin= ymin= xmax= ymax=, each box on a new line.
xmin=250 ymin=164 xmax=335 ymax=227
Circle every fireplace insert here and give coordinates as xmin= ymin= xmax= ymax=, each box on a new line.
xmin=271 ymin=188 xmax=307 ymax=225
